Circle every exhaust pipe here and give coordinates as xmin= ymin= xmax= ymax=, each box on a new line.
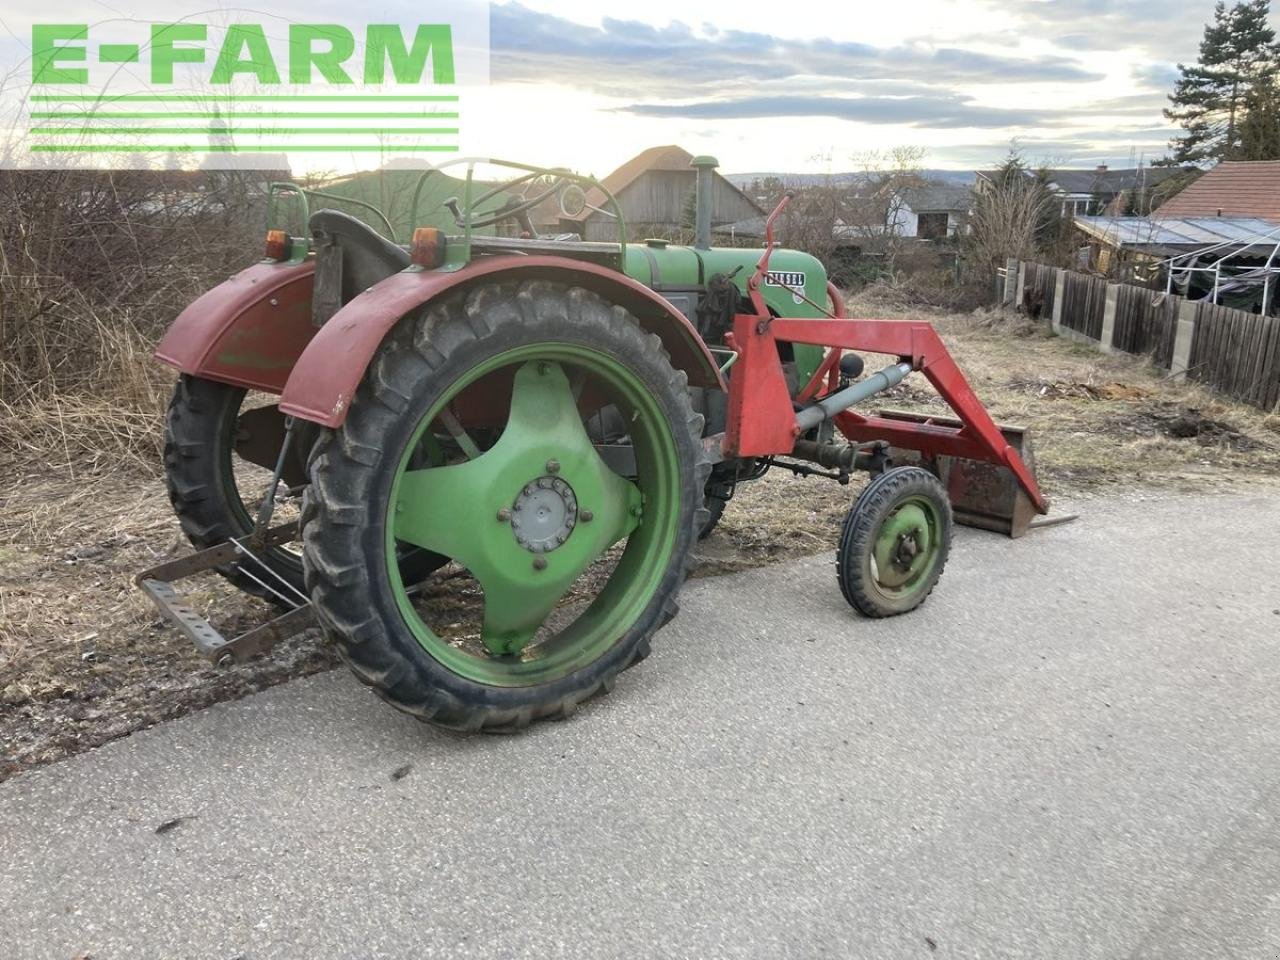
xmin=690 ymin=155 xmax=718 ymax=250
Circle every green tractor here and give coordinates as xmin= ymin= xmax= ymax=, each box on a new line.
xmin=140 ymin=157 xmax=1045 ymax=731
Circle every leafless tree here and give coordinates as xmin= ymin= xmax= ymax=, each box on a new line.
xmin=843 ymin=147 xmax=928 ymax=271
xmin=967 ymin=155 xmax=1058 ymax=274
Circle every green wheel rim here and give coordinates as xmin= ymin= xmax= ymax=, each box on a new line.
xmin=870 ymin=495 xmax=943 ymax=600
xmin=385 ymin=344 xmax=682 ymax=687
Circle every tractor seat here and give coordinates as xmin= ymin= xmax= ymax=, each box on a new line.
xmin=308 ymin=210 xmax=411 ymax=322
xmin=310 ymin=209 xmax=409 ymax=276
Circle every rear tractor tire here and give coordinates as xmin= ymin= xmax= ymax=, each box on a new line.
xmin=837 ymin=466 xmax=952 ymax=618
xmin=301 ymin=280 xmax=711 ymax=731
xmin=164 ymin=375 xmax=307 ymax=602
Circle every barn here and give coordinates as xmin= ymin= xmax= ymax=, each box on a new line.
xmin=562 ymin=144 xmax=764 ymax=242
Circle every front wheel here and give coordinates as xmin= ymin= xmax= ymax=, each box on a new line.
xmin=302 ymin=280 xmax=710 ymax=731
xmin=837 ymin=467 xmax=952 ymax=617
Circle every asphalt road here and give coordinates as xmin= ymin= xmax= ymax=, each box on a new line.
xmin=3 ymin=490 xmax=1280 ymax=960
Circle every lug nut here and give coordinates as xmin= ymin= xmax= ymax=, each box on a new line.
xmin=630 ymin=505 xmax=643 ymax=517
xmin=496 ymin=507 xmax=511 ymax=522
xmin=580 ymin=509 xmax=593 ymax=522
xmin=546 ymin=458 xmax=560 ymax=473
xmin=532 ymin=556 xmax=547 ymax=571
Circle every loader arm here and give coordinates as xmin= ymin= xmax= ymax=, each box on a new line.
xmin=722 ymin=310 xmax=1048 ymax=517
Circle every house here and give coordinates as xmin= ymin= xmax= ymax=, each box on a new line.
xmin=562 ymin=145 xmax=764 ymax=241
xmin=891 ymin=182 xmax=972 ymax=240
xmin=1154 ymin=160 xmax=1280 ymax=221
xmin=823 ymin=180 xmax=971 ymax=242
xmin=976 ymin=164 xmax=1194 ymax=217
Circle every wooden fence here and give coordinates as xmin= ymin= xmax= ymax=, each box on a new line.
xmin=1058 ymin=271 xmax=1107 ymax=341
xmin=1190 ymin=301 xmax=1280 ymax=410
xmin=1021 ymin=262 xmax=1058 ymax=322
xmin=1112 ymin=283 xmax=1179 ymax=371
xmin=1013 ymin=262 xmax=1280 ymax=412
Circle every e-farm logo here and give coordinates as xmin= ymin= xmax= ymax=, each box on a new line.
xmin=5 ymin=4 xmax=488 ymax=168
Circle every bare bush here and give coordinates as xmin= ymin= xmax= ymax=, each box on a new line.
xmin=0 ymin=169 xmax=272 ymax=474
xmin=966 ymin=158 xmax=1058 ymax=275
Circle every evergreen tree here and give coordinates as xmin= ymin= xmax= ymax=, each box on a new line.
xmin=1238 ymin=77 xmax=1280 ymax=159
xmin=1165 ymin=0 xmax=1279 ymax=163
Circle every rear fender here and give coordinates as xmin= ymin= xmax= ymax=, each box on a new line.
xmin=155 ymin=260 xmax=316 ymax=393
xmin=277 ymin=254 xmax=725 ymax=427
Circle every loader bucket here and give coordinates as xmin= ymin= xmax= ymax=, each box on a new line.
xmin=876 ymin=409 xmax=1041 ymax=538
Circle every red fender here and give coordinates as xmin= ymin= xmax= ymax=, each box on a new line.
xmin=277 ymin=255 xmax=725 ymax=427
xmin=154 ymin=260 xmax=317 ymax=393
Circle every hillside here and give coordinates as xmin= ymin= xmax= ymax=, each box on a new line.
xmin=722 ymin=168 xmax=977 ymax=189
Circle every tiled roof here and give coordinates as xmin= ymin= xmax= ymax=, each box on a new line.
xmin=1155 ymin=161 xmax=1280 ymax=220
xmin=901 ymin=182 xmax=972 ymax=212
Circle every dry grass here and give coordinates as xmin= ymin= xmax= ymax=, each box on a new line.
xmin=0 ymin=471 xmax=338 ymax=778
xmin=0 ymin=170 xmax=264 ymax=479
xmin=0 ymin=309 xmax=170 ymax=477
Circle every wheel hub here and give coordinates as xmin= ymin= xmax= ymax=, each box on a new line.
xmin=510 ymin=476 xmax=578 ymax=553
xmin=893 ymin=532 xmax=920 ymax=569
xmin=874 ymin=502 xmax=934 ymax=589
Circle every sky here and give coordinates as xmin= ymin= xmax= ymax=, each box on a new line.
xmin=465 ymin=0 xmax=1247 ymax=176
xmin=0 ymin=0 xmax=1261 ymax=174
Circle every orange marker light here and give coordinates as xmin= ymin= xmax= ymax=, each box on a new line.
xmin=264 ymin=229 xmax=289 ymax=261
xmin=410 ymin=227 xmax=445 ymax=268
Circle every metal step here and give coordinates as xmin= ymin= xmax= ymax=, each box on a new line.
xmin=135 ymin=522 xmax=314 ymax=663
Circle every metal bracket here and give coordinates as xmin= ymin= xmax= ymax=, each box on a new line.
xmin=139 ymin=578 xmax=315 ymax=663
xmin=135 ymin=522 xmax=314 ymax=663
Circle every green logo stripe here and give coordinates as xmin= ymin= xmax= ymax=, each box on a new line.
xmin=30 ymin=94 xmax=460 ymax=102
xmin=31 ymin=144 xmax=461 ymax=153
xmin=30 ymin=111 xmax=459 ymax=119
xmin=30 ymin=126 xmax=461 ymax=135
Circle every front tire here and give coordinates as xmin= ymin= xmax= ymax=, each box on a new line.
xmin=302 ymin=280 xmax=710 ymax=731
xmin=837 ymin=467 xmax=952 ymax=617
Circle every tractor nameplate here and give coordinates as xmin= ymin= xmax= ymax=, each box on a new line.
xmin=764 ymin=271 xmax=806 ymax=288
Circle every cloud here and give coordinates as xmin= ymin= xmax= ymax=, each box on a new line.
xmin=1132 ymin=62 xmax=1182 ymax=91
xmin=990 ymin=0 xmax=1213 ymax=59
xmin=487 ymin=1 xmax=1189 ymax=167
xmin=1082 ymin=92 xmax=1175 ymax=116
xmin=616 ymin=90 xmax=1179 ymax=130
xmin=490 ymin=2 xmax=1104 ymax=97
xmin=617 ymin=94 xmax=1047 ymax=129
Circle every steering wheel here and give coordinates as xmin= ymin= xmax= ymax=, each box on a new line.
xmin=442 ymin=170 xmax=571 ymax=231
